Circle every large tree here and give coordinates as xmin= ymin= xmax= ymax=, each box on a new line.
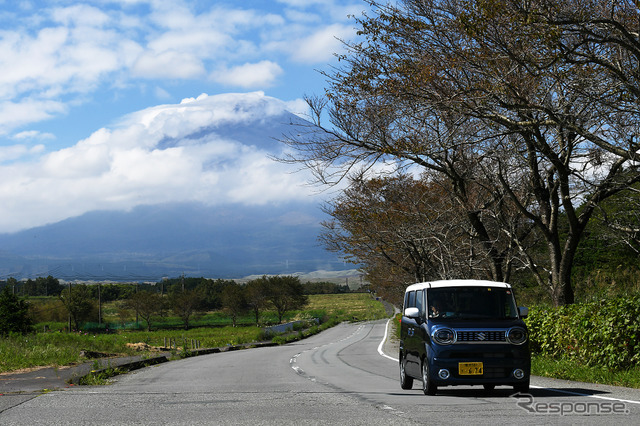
xmin=125 ymin=291 xmax=165 ymax=332
xmin=264 ymin=276 xmax=308 ymax=323
xmin=221 ymin=283 xmax=246 ymax=327
xmin=282 ymin=0 xmax=640 ymax=305
xmin=245 ymin=277 xmax=268 ymax=326
xmin=321 ymin=173 xmax=524 ymax=302
xmin=60 ymin=285 xmax=95 ymax=330
xmin=169 ymin=289 xmax=202 ymax=330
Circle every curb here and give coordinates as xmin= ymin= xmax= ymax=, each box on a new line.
xmin=69 ymin=355 xmax=171 ymax=385
xmin=74 ymin=341 xmax=281 ymax=384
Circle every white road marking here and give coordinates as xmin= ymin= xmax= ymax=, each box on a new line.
xmin=530 ymin=385 xmax=640 ymax=405
xmin=290 ymin=324 xmax=366 ymax=378
xmin=377 ymin=318 xmax=398 ymax=362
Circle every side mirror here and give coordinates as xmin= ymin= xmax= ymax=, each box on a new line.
xmin=404 ymin=307 xmax=420 ymax=318
xmin=518 ymin=306 xmax=529 ymax=319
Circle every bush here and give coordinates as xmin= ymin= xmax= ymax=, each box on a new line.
xmin=526 ymin=293 xmax=640 ymax=370
xmin=0 ymin=287 xmax=33 ymax=336
xmin=29 ymin=299 xmax=67 ymax=323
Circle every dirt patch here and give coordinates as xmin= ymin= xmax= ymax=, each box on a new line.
xmin=125 ymin=342 xmax=166 ymax=352
xmin=0 ymin=366 xmax=50 ymax=376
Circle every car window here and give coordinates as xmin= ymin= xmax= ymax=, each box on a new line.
xmin=415 ymin=289 xmax=424 ymax=315
xmin=407 ymin=290 xmax=416 ymax=308
xmin=427 ymin=286 xmax=518 ymax=319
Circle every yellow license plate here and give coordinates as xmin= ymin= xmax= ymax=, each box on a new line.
xmin=458 ymin=362 xmax=483 ymax=375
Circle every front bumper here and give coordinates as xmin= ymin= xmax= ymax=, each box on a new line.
xmin=429 ymin=343 xmax=530 ymax=386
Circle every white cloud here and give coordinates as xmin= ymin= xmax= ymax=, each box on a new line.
xmin=0 ymin=92 xmax=316 ymax=233
xmin=0 ymin=0 xmax=362 ymax=135
xmin=154 ymin=86 xmax=171 ymax=99
xmin=0 ymin=12 xmax=134 ymax=97
xmin=291 ymin=23 xmax=354 ymax=63
xmin=284 ymin=99 xmax=311 ymax=117
xmin=51 ymin=4 xmax=110 ymax=27
xmin=212 ymin=61 xmax=284 ymax=88
xmin=147 ymin=28 xmax=229 ymax=54
xmin=276 ymin=0 xmax=331 ymax=7
xmin=0 ymin=100 xmax=67 ymax=135
xmin=132 ymin=50 xmax=206 ymax=79
xmin=223 ymin=150 xmax=308 ymax=204
xmin=0 ymin=143 xmax=45 ymax=163
xmin=12 ymin=130 xmax=55 ymax=141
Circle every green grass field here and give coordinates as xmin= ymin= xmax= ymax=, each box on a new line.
xmin=0 ymin=293 xmax=388 ymax=374
xmin=531 ymin=355 xmax=640 ymax=389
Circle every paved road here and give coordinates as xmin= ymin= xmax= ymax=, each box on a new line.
xmin=1 ymin=320 xmax=639 ymax=425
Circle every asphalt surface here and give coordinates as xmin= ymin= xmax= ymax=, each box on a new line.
xmin=0 ymin=354 xmax=170 ymax=394
xmin=3 ymin=303 xmax=639 ymax=423
xmin=0 ymin=341 xmax=280 ymax=395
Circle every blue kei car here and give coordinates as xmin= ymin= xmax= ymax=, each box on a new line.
xmin=399 ymin=280 xmax=531 ymax=395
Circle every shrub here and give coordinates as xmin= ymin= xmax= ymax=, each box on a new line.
xmin=526 ymin=293 xmax=640 ymax=370
xmin=0 ymin=287 xmax=33 ymax=336
xmin=29 ymin=299 xmax=67 ymax=323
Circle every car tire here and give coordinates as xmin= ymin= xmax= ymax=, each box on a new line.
xmin=400 ymin=356 xmax=414 ymax=390
xmin=421 ymin=359 xmax=437 ymax=396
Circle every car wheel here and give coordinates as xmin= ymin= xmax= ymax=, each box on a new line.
xmin=399 ymin=356 xmax=414 ymax=390
xmin=421 ymin=359 xmax=437 ymax=396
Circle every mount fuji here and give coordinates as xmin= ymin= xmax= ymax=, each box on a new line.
xmin=0 ymin=92 xmax=350 ymax=281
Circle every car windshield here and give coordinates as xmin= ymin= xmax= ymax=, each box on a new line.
xmin=427 ymin=286 xmax=519 ymax=319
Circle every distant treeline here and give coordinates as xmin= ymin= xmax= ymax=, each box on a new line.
xmin=0 ymin=275 xmax=358 ymax=305
xmin=0 ymin=274 xmax=364 ymax=332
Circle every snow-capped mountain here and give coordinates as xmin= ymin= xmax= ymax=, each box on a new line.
xmin=0 ymin=93 xmax=348 ymax=281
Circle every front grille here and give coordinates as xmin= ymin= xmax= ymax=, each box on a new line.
xmin=456 ymin=330 xmax=506 ymax=343
xmin=481 ymin=367 xmax=509 ymax=379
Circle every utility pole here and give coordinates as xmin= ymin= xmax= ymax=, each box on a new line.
xmin=135 ymin=282 xmax=139 ymax=328
xmin=98 ymin=283 xmax=102 ymax=326
xmin=68 ymin=281 xmax=72 ymax=332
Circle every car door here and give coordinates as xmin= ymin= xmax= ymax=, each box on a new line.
xmin=401 ymin=290 xmax=421 ymax=376
xmin=414 ymin=288 xmax=426 ymax=358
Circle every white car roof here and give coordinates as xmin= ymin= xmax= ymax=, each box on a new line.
xmin=405 ymin=279 xmax=511 ymax=292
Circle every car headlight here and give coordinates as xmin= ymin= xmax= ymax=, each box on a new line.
xmin=432 ymin=328 xmax=455 ymax=345
xmin=506 ymin=327 xmax=527 ymax=345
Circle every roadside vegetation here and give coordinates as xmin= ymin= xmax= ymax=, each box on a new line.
xmin=531 ymin=356 xmax=640 ymax=389
xmin=0 ymin=287 xmax=386 ymax=374
xmin=524 ymin=291 xmax=640 ymax=388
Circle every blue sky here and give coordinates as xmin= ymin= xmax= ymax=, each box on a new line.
xmin=0 ymin=0 xmax=365 ymax=233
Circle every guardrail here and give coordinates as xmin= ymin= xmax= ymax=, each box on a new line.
xmin=263 ymin=318 xmax=320 ymax=335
